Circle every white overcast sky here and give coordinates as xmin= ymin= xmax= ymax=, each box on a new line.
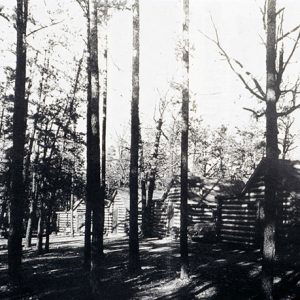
xmin=1 ymin=0 xmax=300 ymax=158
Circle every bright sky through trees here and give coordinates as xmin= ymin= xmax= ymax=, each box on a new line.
xmin=1 ymin=0 xmax=299 ymax=157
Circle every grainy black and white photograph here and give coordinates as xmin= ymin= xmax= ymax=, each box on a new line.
xmin=0 ymin=0 xmax=300 ymax=299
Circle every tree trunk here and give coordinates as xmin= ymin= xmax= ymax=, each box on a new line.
xmin=140 ymin=142 xmax=147 ymax=237
xmin=25 ymin=162 xmax=38 ymax=248
xmin=25 ymin=202 xmax=34 ymax=248
xmin=100 ymin=0 xmax=108 ymax=242
xmin=23 ymin=53 xmax=45 ymax=199
xmin=129 ymin=0 xmax=141 ymax=274
xmin=180 ymin=0 xmax=189 ymax=280
xmin=84 ymin=0 xmax=92 ymax=268
xmin=36 ymin=208 xmax=44 ymax=255
xmin=44 ymin=207 xmax=51 ymax=253
xmin=70 ymin=190 xmax=74 ymax=237
xmin=87 ymin=0 xmax=103 ymax=272
xmin=84 ymin=200 xmax=92 ymax=267
xmin=0 ymin=198 xmax=8 ymax=230
xmin=141 ymin=175 xmax=147 ymax=237
xmin=262 ymin=0 xmax=278 ymax=299
xmin=44 ymin=192 xmax=54 ymax=253
xmin=145 ymin=117 xmax=163 ymax=237
xmin=101 ymin=0 xmax=108 ymax=191
xmin=8 ymin=0 xmax=29 ymax=284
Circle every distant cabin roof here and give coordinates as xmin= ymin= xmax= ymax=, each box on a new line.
xmin=116 ymin=188 xmax=165 ymax=210
xmin=171 ymin=175 xmax=245 ymax=201
xmin=240 ymin=158 xmax=300 ymax=196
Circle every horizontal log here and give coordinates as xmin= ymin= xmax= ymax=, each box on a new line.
xmin=222 ymin=223 xmax=256 ymax=231
xmin=221 ymin=233 xmax=255 ymax=242
xmin=221 ymin=213 xmax=256 ymax=221
xmin=222 ymin=209 xmax=256 ymax=215
xmin=221 ymin=238 xmax=255 ymax=245
xmin=221 ymin=218 xmax=256 ymax=226
xmin=221 ymin=228 xmax=255 ymax=237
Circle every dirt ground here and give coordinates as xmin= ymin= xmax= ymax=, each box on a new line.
xmin=0 ymin=234 xmax=300 ymax=299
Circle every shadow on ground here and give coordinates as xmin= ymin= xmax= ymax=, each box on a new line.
xmin=0 ymin=235 xmax=300 ymax=299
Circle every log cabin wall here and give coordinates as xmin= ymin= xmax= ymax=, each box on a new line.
xmin=152 ymin=182 xmax=218 ymax=239
xmin=218 ymin=159 xmax=300 ymax=246
xmin=56 ymin=188 xmax=162 ymax=235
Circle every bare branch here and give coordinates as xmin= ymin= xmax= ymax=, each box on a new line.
xmin=27 ymin=20 xmax=64 ymax=37
xmin=281 ymin=30 xmax=300 ymax=74
xmin=200 ymin=25 xmax=266 ymax=101
xmin=277 ymin=104 xmax=300 ymax=117
xmin=243 ymin=107 xmax=265 ymax=119
xmin=74 ymin=0 xmax=88 ymax=16
xmin=161 ymin=129 xmax=169 ymax=142
xmin=259 ymin=0 xmax=267 ymax=32
xmin=0 ymin=12 xmax=10 ymax=22
xmin=258 ymin=33 xmax=266 ymax=47
xmin=278 ymin=24 xmax=300 ymax=42
xmin=276 ymin=7 xmax=285 ymax=16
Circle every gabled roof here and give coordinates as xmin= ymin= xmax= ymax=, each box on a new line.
xmin=169 ymin=175 xmax=245 ymax=204
xmin=240 ymin=158 xmax=300 ymax=196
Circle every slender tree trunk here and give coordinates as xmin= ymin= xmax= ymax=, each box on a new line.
xmin=84 ymin=0 xmax=92 ymax=267
xmin=101 ymin=0 xmax=108 ymax=189
xmin=8 ymin=0 xmax=29 ymax=283
xmin=100 ymin=0 xmax=108 ymax=241
xmin=0 ymin=106 xmax=5 ymax=137
xmin=25 ymin=200 xmax=34 ymax=248
xmin=141 ymin=175 xmax=147 ymax=236
xmin=84 ymin=200 xmax=92 ymax=267
xmin=129 ymin=0 xmax=141 ymax=274
xmin=87 ymin=0 xmax=103 ymax=272
xmin=24 ymin=59 xmax=48 ymax=243
xmin=44 ymin=214 xmax=50 ymax=252
xmin=140 ymin=144 xmax=147 ymax=237
xmin=44 ymin=191 xmax=55 ymax=253
xmin=36 ymin=207 xmax=44 ymax=255
xmin=44 ymin=205 xmax=52 ymax=253
xmin=23 ymin=53 xmax=44 ymax=197
xmin=180 ymin=0 xmax=189 ymax=280
xmin=25 ymin=153 xmax=39 ymax=248
xmin=145 ymin=117 xmax=163 ymax=237
xmin=262 ymin=0 xmax=278 ymax=299
xmin=70 ymin=189 xmax=74 ymax=237
xmin=0 ymin=198 xmax=7 ymax=230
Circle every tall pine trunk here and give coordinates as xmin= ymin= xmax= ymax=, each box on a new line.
xmin=180 ymin=0 xmax=189 ymax=280
xmin=262 ymin=0 xmax=278 ymax=298
xmin=87 ymin=0 xmax=103 ymax=270
xmin=140 ymin=144 xmax=147 ymax=237
xmin=8 ymin=0 xmax=28 ymax=283
xmin=84 ymin=1 xmax=92 ymax=266
xmin=100 ymin=0 xmax=108 ymax=237
xmin=129 ymin=0 xmax=141 ymax=274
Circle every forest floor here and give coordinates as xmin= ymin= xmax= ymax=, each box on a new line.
xmin=0 ymin=235 xmax=300 ymax=299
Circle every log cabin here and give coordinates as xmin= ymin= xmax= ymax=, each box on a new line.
xmin=217 ymin=159 xmax=300 ymax=246
xmin=151 ymin=176 xmax=244 ymax=239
